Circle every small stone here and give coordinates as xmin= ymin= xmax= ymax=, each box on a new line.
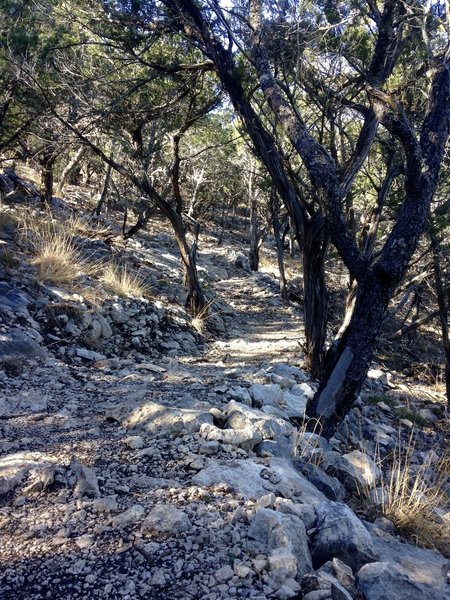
xmin=111 ymin=504 xmax=145 ymax=528
xmin=214 ymin=564 xmax=234 ymax=583
xmin=75 ymin=534 xmax=95 ymax=549
xmin=143 ymin=504 xmax=191 ymax=538
xmin=123 ymin=436 xmax=145 ymax=449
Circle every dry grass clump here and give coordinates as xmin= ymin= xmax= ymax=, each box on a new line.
xmin=22 ymin=216 xmax=89 ymax=285
xmin=100 ymin=263 xmax=147 ymax=298
xmin=292 ymin=418 xmax=324 ymax=466
xmin=366 ymin=430 xmax=450 ymax=556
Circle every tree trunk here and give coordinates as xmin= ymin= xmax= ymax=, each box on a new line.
xmin=56 ymin=146 xmax=86 ymax=196
xmin=170 ymin=212 xmax=206 ymax=317
xmin=303 ymin=212 xmax=329 ymax=378
xmin=270 ymin=189 xmax=288 ymax=303
xmin=95 ymin=162 xmax=113 ymax=216
xmin=430 ymin=231 xmax=450 ymax=407
xmin=308 ymin=270 xmax=390 ymax=437
xmin=217 ymin=200 xmax=230 ymax=246
xmin=249 ymin=195 xmax=260 ymax=271
xmin=41 ymin=145 xmax=56 ymax=204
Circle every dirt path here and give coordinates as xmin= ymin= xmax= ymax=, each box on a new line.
xmin=0 ymin=257 xmax=309 ymax=600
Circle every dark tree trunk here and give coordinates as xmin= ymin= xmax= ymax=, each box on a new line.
xmin=95 ymin=162 xmax=113 ymax=216
xmin=176 ymin=221 xmax=206 ymax=317
xmin=217 ymin=200 xmax=230 ymax=246
xmin=41 ymin=146 xmax=56 ymax=204
xmin=303 ymin=212 xmax=329 ymax=378
xmin=308 ymin=270 xmax=390 ymax=437
xmin=430 ymin=231 xmax=450 ymax=407
xmin=56 ymin=146 xmax=86 ymax=196
xmin=269 ymin=189 xmax=288 ymax=303
xmin=249 ymin=195 xmax=260 ymax=271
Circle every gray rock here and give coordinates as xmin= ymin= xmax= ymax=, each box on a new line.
xmin=271 ymin=364 xmax=308 ymax=382
xmin=111 ymin=504 xmax=145 ymax=528
xmin=364 ymin=524 xmax=450 ymax=600
xmin=323 ymin=449 xmax=380 ymax=492
xmin=250 ymin=383 xmax=283 ymax=408
xmin=227 ymin=386 xmax=252 ymax=406
xmin=110 ymin=303 xmax=128 ymax=324
xmin=318 ymin=558 xmax=356 ymax=596
xmin=0 ymin=451 xmax=58 ymax=495
xmin=106 ymin=397 xmax=213 ymax=434
xmin=280 ymin=389 xmax=307 ymax=418
xmin=357 ymin=561 xmax=448 ymax=600
xmin=247 ymin=508 xmax=312 ymax=579
xmin=76 ymin=348 xmax=107 ymax=362
xmin=226 ymin=400 xmax=293 ymax=439
xmin=293 ymin=459 xmax=345 ymax=501
xmin=143 ymin=504 xmax=191 ymax=538
xmin=200 ymin=422 xmax=262 ymax=451
xmin=71 ymin=456 xmax=100 ymax=499
xmin=312 ymin=501 xmax=378 ymax=571
xmin=0 ymin=329 xmax=47 ymax=359
xmin=193 ymin=457 xmax=325 ymax=502
xmin=0 ymin=284 xmax=29 ymax=311
xmin=0 ymin=390 xmax=48 ymax=418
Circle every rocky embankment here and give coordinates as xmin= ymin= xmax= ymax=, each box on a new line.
xmin=0 ymin=192 xmax=449 ymax=600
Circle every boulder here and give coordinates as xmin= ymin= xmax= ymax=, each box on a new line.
xmin=143 ymin=504 xmax=191 ymax=538
xmin=192 ymin=457 xmax=326 ymax=503
xmin=106 ymin=398 xmax=213 ymax=434
xmin=250 ymin=383 xmax=283 ymax=407
xmin=357 ymin=561 xmax=448 ymax=600
xmin=200 ymin=422 xmax=262 ymax=451
xmin=0 ymin=329 xmax=47 ymax=360
xmin=0 ymin=451 xmax=59 ymax=495
xmin=311 ymin=501 xmax=378 ymax=571
xmin=323 ymin=449 xmax=380 ymax=492
xmin=247 ymin=508 xmax=312 ymax=579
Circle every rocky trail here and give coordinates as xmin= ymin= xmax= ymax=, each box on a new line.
xmin=0 ymin=201 xmax=449 ymax=600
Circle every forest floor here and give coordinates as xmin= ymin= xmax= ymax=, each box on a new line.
xmin=0 ymin=182 xmax=449 ymax=599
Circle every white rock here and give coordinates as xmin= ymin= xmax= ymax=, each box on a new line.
xmin=76 ymin=348 xmax=107 ymax=361
xmin=250 ymin=383 xmax=283 ymax=407
xmin=111 ymin=504 xmax=145 ymax=528
xmin=143 ymin=504 xmax=191 ymax=538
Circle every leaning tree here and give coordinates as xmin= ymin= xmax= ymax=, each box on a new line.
xmin=166 ymin=0 xmax=450 ymax=434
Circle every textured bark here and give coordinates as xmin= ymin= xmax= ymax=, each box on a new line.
xmin=95 ymin=162 xmax=113 ymax=216
xmin=269 ymin=189 xmax=288 ymax=303
xmin=430 ymin=231 xmax=450 ymax=407
xmin=303 ymin=213 xmax=329 ymax=378
xmin=56 ymin=146 xmax=86 ymax=196
xmin=40 ymin=145 xmax=56 ymax=204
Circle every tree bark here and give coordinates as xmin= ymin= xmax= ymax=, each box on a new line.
xmin=302 ymin=212 xmax=329 ymax=377
xmin=249 ymin=193 xmax=260 ymax=271
xmin=269 ymin=189 xmax=288 ymax=303
xmin=41 ymin=145 xmax=56 ymax=204
xmin=56 ymin=146 xmax=86 ymax=196
xmin=308 ymin=270 xmax=391 ymax=437
xmin=430 ymin=230 xmax=450 ymax=407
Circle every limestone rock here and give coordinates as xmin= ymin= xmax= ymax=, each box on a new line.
xmin=106 ymin=398 xmax=213 ymax=434
xmin=311 ymin=501 xmax=378 ymax=571
xmin=71 ymin=456 xmax=100 ymax=499
xmin=111 ymin=504 xmax=145 ymax=528
xmin=247 ymin=508 xmax=312 ymax=579
xmin=200 ymin=422 xmax=262 ymax=451
xmin=0 ymin=390 xmax=48 ymax=418
xmin=250 ymin=383 xmax=283 ymax=408
xmin=0 ymin=329 xmax=47 ymax=360
xmin=143 ymin=504 xmax=191 ymax=538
